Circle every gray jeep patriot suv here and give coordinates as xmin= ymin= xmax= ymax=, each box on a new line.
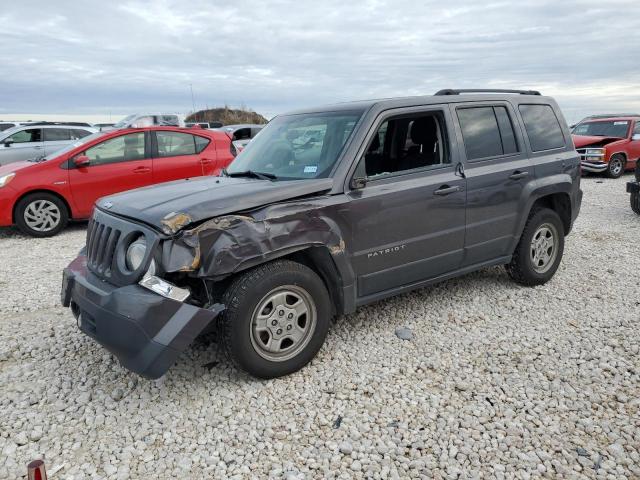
xmin=62 ymin=89 xmax=582 ymax=379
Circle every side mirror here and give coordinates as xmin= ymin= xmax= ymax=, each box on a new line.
xmin=350 ymin=177 xmax=367 ymax=190
xmin=632 ymin=133 xmax=640 ymax=141
xmin=3 ymin=140 xmax=13 ymax=147
xmin=73 ymin=154 xmax=90 ymax=167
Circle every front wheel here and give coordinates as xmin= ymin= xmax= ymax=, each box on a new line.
xmin=506 ymin=208 xmax=565 ymax=286
xmin=15 ymin=192 xmax=69 ymax=237
xmin=218 ymin=260 xmax=331 ymax=378
xmin=606 ymin=154 xmax=626 ymax=179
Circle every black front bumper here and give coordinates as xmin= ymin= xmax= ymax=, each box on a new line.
xmin=627 ymin=182 xmax=640 ymax=194
xmin=62 ymin=255 xmax=223 ymax=379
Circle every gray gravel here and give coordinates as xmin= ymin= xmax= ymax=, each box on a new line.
xmin=1 ymin=176 xmax=639 ymax=479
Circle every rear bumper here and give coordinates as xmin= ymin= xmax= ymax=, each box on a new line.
xmin=581 ymin=161 xmax=608 ymax=173
xmin=62 ymin=255 xmax=223 ymax=379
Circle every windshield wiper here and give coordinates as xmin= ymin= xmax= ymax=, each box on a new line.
xmin=224 ymin=169 xmax=277 ymax=181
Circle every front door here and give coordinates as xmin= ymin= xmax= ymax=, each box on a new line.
xmin=0 ymin=128 xmax=43 ymax=164
xmin=69 ymin=131 xmax=152 ymax=218
xmin=346 ymin=107 xmax=466 ymax=299
xmin=629 ymin=121 xmax=640 ymax=168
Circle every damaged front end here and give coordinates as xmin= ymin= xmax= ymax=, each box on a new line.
xmin=61 ymin=208 xmax=225 ymax=379
xmin=62 ymin=188 xmax=349 ymax=379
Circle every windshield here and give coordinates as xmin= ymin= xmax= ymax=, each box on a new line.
xmin=41 ymin=131 xmax=105 ymax=160
xmin=226 ymin=110 xmax=363 ymax=180
xmin=572 ymin=120 xmax=630 ymax=138
xmin=113 ymin=114 xmax=138 ymax=129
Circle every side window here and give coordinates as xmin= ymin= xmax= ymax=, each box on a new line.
xmin=85 ymin=132 xmax=145 ymax=166
xmin=70 ymin=129 xmax=92 ymax=140
xmin=494 ymin=107 xmax=518 ymax=155
xmin=7 ymin=128 xmax=42 ymax=144
xmin=519 ymin=104 xmax=565 ymax=151
xmin=194 ymin=135 xmax=210 ymax=153
xmin=633 ymin=122 xmax=640 ymax=136
xmin=361 ymin=111 xmax=449 ymax=178
xmin=156 ymin=131 xmax=197 ymax=157
xmin=457 ymin=107 xmax=504 ymax=160
xmin=43 ymin=128 xmax=71 ymax=141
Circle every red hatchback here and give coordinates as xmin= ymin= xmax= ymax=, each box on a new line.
xmin=0 ymin=126 xmax=234 ymax=236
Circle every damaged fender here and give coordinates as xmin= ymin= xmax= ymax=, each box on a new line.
xmin=160 ymin=199 xmax=350 ymax=282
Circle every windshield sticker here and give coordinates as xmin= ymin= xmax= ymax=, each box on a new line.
xmin=614 ymin=121 xmax=627 ymax=125
xmin=304 ymin=165 xmax=318 ymax=173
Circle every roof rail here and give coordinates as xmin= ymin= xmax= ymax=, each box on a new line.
xmin=435 ymin=88 xmax=541 ymax=96
xmin=22 ymin=121 xmax=93 ymax=127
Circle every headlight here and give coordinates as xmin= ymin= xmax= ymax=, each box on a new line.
xmin=585 ymin=148 xmax=604 ymax=157
xmin=0 ymin=173 xmax=15 ymax=187
xmin=126 ymin=238 xmax=146 ymax=271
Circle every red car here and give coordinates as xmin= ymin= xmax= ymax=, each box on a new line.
xmin=0 ymin=126 xmax=234 ymax=236
xmin=572 ymin=116 xmax=640 ymax=178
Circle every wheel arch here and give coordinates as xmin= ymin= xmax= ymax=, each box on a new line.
xmin=12 ymin=189 xmax=73 ymax=224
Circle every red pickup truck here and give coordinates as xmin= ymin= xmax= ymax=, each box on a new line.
xmin=572 ymin=116 xmax=640 ymax=178
xmin=0 ymin=126 xmax=234 ymax=236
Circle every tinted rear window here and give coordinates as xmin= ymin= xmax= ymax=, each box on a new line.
xmin=519 ymin=104 xmax=565 ymax=151
xmin=458 ymin=106 xmax=518 ymax=160
xmin=44 ymin=128 xmax=71 ymax=141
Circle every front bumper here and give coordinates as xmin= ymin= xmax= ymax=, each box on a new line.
xmin=62 ymin=255 xmax=223 ymax=379
xmin=581 ymin=161 xmax=608 ymax=173
xmin=627 ymin=182 xmax=640 ymax=194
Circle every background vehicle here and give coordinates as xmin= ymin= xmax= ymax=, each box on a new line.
xmin=0 ymin=126 xmax=234 ymax=236
xmin=110 ymin=113 xmax=185 ymax=130
xmin=218 ymin=124 xmax=264 ymax=156
xmin=185 ymin=122 xmax=210 ymax=128
xmin=570 ymin=113 xmax=640 ymax=131
xmin=94 ymin=123 xmax=116 ymax=130
xmin=0 ymin=123 xmax=97 ymax=165
xmin=62 ymin=89 xmax=582 ymax=380
xmin=572 ymin=116 xmax=640 ymax=178
xmin=628 ymin=162 xmax=640 ymax=214
xmin=0 ymin=121 xmax=25 ymax=132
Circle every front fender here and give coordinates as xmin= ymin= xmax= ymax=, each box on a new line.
xmin=160 ymin=200 xmax=351 ymax=283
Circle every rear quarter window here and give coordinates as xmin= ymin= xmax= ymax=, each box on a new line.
xmin=519 ymin=104 xmax=565 ymax=151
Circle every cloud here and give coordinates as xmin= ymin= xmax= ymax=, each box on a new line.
xmin=0 ymin=0 xmax=639 ymax=122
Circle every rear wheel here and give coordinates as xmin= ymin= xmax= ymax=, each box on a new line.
xmin=506 ymin=208 xmax=565 ymax=286
xmin=218 ymin=260 xmax=331 ymax=378
xmin=606 ymin=154 xmax=625 ymax=179
xmin=15 ymin=192 xmax=69 ymax=237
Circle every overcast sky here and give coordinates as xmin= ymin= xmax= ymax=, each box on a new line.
xmin=1 ymin=0 xmax=639 ymax=123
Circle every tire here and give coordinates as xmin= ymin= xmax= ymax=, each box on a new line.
xmin=606 ymin=154 xmax=626 ymax=179
xmin=631 ymin=191 xmax=640 ymax=215
xmin=506 ymin=208 xmax=565 ymax=286
xmin=15 ymin=192 xmax=69 ymax=237
xmin=218 ymin=260 xmax=331 ymax=378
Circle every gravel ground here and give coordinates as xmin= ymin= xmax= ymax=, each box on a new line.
xmin=1 ymin=176 xmax=639 ymax=479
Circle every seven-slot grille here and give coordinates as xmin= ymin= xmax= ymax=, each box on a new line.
xmin=86 ymin=218 xmax=121 ymax=277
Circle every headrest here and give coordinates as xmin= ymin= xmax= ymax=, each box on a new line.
xmin=410 ymin=117 xmax=438 ymax=145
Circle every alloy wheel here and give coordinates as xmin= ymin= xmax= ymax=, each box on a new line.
xmin=529 ymin=223 xmax=559 ymax=274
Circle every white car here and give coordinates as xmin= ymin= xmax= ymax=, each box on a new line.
xmin=0 ymin=123 xmax=97 ymax=165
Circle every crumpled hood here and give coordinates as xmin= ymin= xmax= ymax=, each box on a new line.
xmin=97 ymin=176 xmax=334 ymax=234
xmin=572 ymin=135 xmax=624 ymax=148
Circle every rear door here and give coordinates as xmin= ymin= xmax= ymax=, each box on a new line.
xmin=43 ymin=128 xmax=73 ymax=157
xmin=151 ymin=130 xmax=215 ymax=183
xmin=68 ymin=131 xmax=152 ymax=218
xmin=452 ymin=102 xmax=532 ymax=265
xmin=0 ymin=127 xmax=43 ymax=164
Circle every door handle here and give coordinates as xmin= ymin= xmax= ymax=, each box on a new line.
xmin=200 ymin=158 xmax=214 ymax=164
xmin=133 ymin=166 xmax=151 ymax=173
xmin=509 ymin=170 xmax=529 ymax=180
xmin=434 ymin=185 xmax=461 ymax=196
xmin=33 ymin=146 xmax=44 ymax=150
